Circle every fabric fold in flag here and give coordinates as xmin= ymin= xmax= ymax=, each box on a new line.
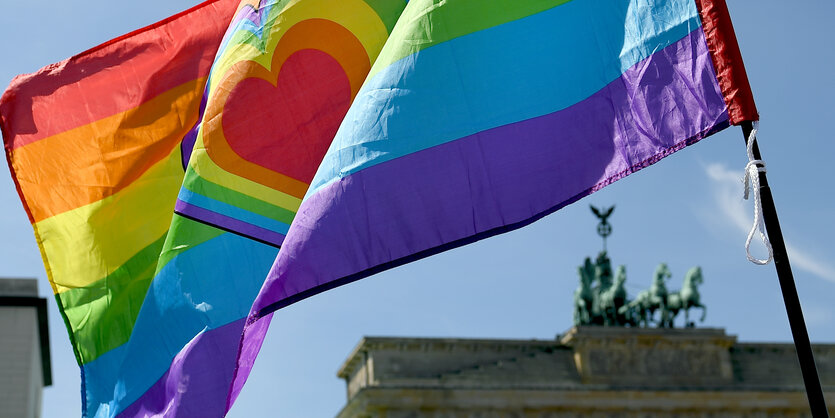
xmin=242 ymin=0 xmax=758 ymax=332
xmin=2 ymin=0 xmax=406 ymax=416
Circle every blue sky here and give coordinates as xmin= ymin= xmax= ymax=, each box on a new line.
xmin=0 ymin=0 xmax=833 ymax=416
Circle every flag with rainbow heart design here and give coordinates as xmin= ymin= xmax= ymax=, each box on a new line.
xmin=0 ymin=0 xmax=756 ymax=416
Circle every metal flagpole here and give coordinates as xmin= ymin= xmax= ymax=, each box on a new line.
xmin=740 ymin=121 xmax=829 ymax=417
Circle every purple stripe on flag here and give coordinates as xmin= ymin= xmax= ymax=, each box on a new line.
xmin=235 ymin=0 xmax=272 ymax=28
xmin=227 ymin=313 xmax=273 ymax=409
xmin=175 ymin=199 xmax=285 ymax=247
xmin=117 ymin=316 xmax=270 ymax=417
xmin=250 ymin=28 xmax=729 ymax=316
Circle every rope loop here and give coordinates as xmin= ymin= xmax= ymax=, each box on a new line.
xmin=741 ymin=121 xmax=773 ymax=265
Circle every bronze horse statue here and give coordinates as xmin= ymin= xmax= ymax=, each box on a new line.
xmin=590 ymin=252 xmax=614 ymax=324
xmin=619 ymin=263 xmax=671 ymax=327
xmin=598 ymin=265 xmax=628 ymax=325
xmin=665 ymin=266 xmax=706 ymax=327
xmin=573 ymin=258 xmax=595 ymax=326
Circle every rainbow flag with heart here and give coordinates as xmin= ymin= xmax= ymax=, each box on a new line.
xmin=3 ymin=0 xmax=759 ymax=415
xmin=1 ymin=0 xmax=404 ymax=416
xmin=244 ymin=0 xmax=758 ymax=326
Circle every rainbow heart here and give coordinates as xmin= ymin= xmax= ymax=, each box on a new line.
xmin=201 ymin=18 xmax=371 ymax=198
xmin=222 ymin=49 xmax=351 ymax=184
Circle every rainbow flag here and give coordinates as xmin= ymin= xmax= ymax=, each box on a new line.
xmin=1 ymin=0 xmax=404 ymax=416
xmin=245 ymin=0 xmax=758 ymax=324
xmin=0 ymin=0 xmax=238 ymax=414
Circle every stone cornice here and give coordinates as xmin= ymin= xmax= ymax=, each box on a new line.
xmin=338 ymin=336 xmax=561 ymax=379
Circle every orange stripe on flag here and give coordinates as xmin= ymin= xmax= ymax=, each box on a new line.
xmin=11 ymin=78 xmax=205 ymax=222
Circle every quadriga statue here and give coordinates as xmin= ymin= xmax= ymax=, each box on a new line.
xmin=575 ymin=204 xmax=707 ymax=328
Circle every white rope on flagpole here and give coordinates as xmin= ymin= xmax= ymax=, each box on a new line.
xmin=742 ymin=121 xmax=773 ymax=265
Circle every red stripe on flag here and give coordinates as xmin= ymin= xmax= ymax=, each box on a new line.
xmin=0 ymin=0 xmax=238 ymax=149
xmin=695 ymin=0 xmax=759 ymax=124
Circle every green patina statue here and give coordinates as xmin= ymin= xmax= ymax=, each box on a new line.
xmin=619 ymin=263 xmax=671 ymax=327
xmin=572 ymin=205 xmax=707 ymax=328
xmin=573 ymin=258 xmax=595 ymax=326
xmin=590 ymin=205 xmax=615 ymax=251
xmin=598 ymin=265 xmax=628 ymax=326
xmin=665 ymin=266 xmax=707 ymax=328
